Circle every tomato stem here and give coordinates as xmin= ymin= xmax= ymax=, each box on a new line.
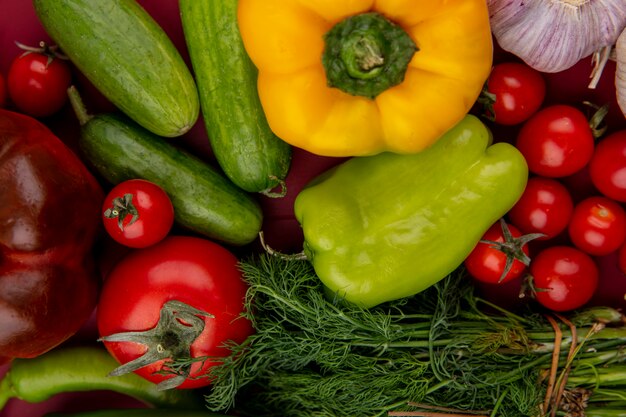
xmin=99 ymin=300 xmax=213 ymax=390
xmin=479 ymin=218 xmax=544 ymax=283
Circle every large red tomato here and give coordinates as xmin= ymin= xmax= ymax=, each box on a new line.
xmin=97 ymin=236 xmax=253 ymax=389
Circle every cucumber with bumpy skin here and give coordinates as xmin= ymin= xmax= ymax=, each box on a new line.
xmin=69 ymin=87 xmax=262 ymax=247
xmin=34 ymin=0 xmax=199 ymax=138
xmin=180 ymin=0 xmax=292 ymax=195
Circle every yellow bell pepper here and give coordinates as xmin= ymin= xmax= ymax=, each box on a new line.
xmin=237 ymin=0 xmax=494 ymax=157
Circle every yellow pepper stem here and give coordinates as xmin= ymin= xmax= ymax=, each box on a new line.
xmin=322 ymin=12 xmax=417 ymax=99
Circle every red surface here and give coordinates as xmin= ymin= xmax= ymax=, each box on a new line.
xmin=1 ymin=1 xmax=625 ymax=415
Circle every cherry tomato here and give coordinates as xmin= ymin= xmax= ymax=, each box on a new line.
xmin=515 ymin=105 xmax=595 ymax=178
xmin=507 ymin=177 xmax=574 ymax=240
xmin=7 ymin=42 xmax=72 ymax=117
xmin=568 ymin=196 xmax=626 ymax=256
xmin=481 ymin=62 xmax=546 ymax=125
xmin=464 ymin=220 xmax=535 ymax=284
xmin=97 ymin=236 xmax=254 ymax=389
xmin=589 ymin=130 xmax=626 ymax=202
xmin=530 ymin=246 xmax=599 ymax=312
xmin=102 ymin=179 xmax=174 ymax=248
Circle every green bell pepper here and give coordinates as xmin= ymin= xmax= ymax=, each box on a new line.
xmin=294 ymin=115 xmax=528 ymax=308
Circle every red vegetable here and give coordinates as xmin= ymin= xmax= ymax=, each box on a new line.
xmin=589 ymin=130 xmax=626 ymax=202
xmin=0 ymin=109 xmax=103 ymax=359
xmin=530 ymin=246 xmax=598 ymax=312
xmin=568 ymin=196 xmax=626 ymax=256
xmin=97 ymin=236 xmax=253 ymax=389
xmin=481 ymin=62 xmax=546 ymax=125
xmin=515 ymin=105 xmax=595 ymax=178
xmin=102 ymin=179 xmax=174 ymax=248
xmin=507 ymin=176 xmax=574 ymax=240
xmin=464 ymin=219 xmax=538 ymax=284
xmin=0 ymin=72 xmax=6 ymax=108
xmin=7 ymin=41 xmax=72 ymax=117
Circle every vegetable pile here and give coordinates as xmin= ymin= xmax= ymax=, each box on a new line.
xmin=1 ymin=1 xmax=626 ymax=417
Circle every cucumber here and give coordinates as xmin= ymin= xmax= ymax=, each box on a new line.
xmin=33 ymin=0 xmax=199 ymax=138
xmin=69 ymin=87 xmax=262 ymax=247
xmin=179 ymin=0 xmax=292 ymax=195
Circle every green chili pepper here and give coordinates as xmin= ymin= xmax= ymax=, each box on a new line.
xmin=294 ymin=115 xmax=528 ymax=308
xmin=0 ymin=346 xmax=204 ymax=410
xmin=46 ymin=409 xmax=224 ymax=417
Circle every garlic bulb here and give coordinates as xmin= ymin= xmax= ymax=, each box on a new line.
xmin=618 ymin=27 xmax=626 ymax=117
xmin=488 ymin=0 xmax=626 ymax=73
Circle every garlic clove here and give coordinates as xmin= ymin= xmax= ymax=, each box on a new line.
xmin=617 ymin=27 xmax=626 ymax=118
xmin=488 ymin=0 xmax=626 ymax=73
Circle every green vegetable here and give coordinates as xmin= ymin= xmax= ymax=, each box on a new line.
xmin=46 ymin=409 xmax=224 ymax=417
xmin=179 ymin=0 xmax=292 ymax=195
xmin=294 ymin=114 xmax=528 ymax=307
xmin=33 ymin=0 xmax=199 ymax=137
xmin=202 ymin=254 xmax=626 ymax=417
xmin=0 ymin=346 xmax=204 ymax=410
xmin=68 ymin=87 xmax=262 ymax=246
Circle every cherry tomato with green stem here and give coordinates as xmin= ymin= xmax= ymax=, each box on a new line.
xmin=589 ymin=130 xmax=626 ymax=202
xmin=464 ymin=219 xmax=542 ymax=284
xmin=480 ymin=62 xmax=546 ymax=126
xmin=530 ymin=245 xmax=599 ymax=312
xmin=507 ymin=176 xmax=574 ymax=240
xmin=515 ymin=105 xmax=596 ymax=178
xmin=102 ymin=179 xmax=174 ymax=248
xmin=568 ymin=196 xmax=626 ymax=256
xmin=7 ymin=41 xmax=72 ymax=117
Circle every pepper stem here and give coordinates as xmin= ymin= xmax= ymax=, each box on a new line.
xmin=322 ymin=12 xmax=418 ymax=99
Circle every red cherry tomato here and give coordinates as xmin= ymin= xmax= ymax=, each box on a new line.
xmin=7 ymin=42 xmax=72 ymax=117
xmin=97 ymin=236 xmax=254 ymax=389
xmin=464 ymin=220 xmax=534 ymax=284
xmin=589 ymin=130 xmax=626 ymax=202
xmin=507 ymin=177 xmax=574 ymax=240
xmin=568 ymin=196 xmax=626 ymax=256
xmin=482 ymin=62 xmax=546 ymax=125
xmin=102 ymin=179 xmax=174 ymax=248
xmin=515 ymin=105 xmax=595 ymax=178
xmin=530 ymin=246 xmax=599 ymax=312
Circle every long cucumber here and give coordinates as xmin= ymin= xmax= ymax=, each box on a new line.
xmin=180 ymin=0 xmax=292 ymax=195
xmin=34 ymin=0 xmax=199 ymax=137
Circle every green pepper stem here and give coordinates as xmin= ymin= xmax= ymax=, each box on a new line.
xmin=322 ymin=12 xmax=417 ymax=98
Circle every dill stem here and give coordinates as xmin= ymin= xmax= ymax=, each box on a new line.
xmin=567 ymin=366 xmax=626 ymax=386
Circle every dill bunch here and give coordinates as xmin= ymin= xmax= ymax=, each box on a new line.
xmin=203 ymin=254 xmax=626 ymax=417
